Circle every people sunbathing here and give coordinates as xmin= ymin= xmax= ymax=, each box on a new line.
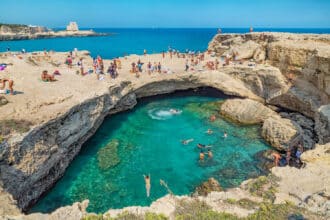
xmin=41 ymin=70 xmax=56 ymax=82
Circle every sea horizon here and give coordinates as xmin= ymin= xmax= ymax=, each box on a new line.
xmin=2 ymin=27 xmax=330 ymax=59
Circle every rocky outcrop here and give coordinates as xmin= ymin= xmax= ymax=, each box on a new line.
xmin=220 ymin=98 xmax=276 ymax=124
xmin=0 ymin=23 xmax=107 ymax=41
xmin=315 ymin=105 xmax=330 ymax=144
xmin=193 ymin=178 xmax=223 ymax=196
xmin=272 ymin=143 xmax=330 ymax=216
xmin=209 ymin=32 xmax=330 ymax=117
xmin=1 ymin=200 xmax=89 ymax=220
xmin=280 ymin=112 xmax=316 ymax=149
xmin=261 ymin=116 xmax=301 ymax=151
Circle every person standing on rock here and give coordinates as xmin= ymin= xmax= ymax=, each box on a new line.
xmin=286 ymin=150 xmax=291 ymax=166
xmin=185 ymin=59 xmax=189 ymax=71
xmin=143 ymin=174 xmax=151 ymax=197
xmin=272 ymin=152 xmax=281 ymax=167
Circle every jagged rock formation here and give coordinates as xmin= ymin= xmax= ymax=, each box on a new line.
xmin=193 ymin=178 xmax=223 ymax=196
xmin=209 ymin=32 xmax=330 ymax=113
xmin=315 ymin=105 xmax=330 ymax=144
xmin=261 ymin=116 xmax=301 ymax=151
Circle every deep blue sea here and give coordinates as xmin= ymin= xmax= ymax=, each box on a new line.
xmin=1 ymin=28 xmax=329 ymax=59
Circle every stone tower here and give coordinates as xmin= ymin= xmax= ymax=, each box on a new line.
xmin=66 ymin=22 xmax=79 ymax=31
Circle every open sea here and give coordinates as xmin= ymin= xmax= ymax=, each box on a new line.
xmin=1 ymin=28 xmax=329 ymax=59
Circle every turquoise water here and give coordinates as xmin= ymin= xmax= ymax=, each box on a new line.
xmin=1 ymin=28 xmax=330 ymax=59
xmin=31 ymin=90 xmax=271 ymax=214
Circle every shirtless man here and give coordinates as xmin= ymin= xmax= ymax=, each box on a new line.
xmin=143 ymin=174 xmax=151 ymax=197
xmin=0 ymin=78 xmax=14 ymax=95
xmin=271 ymin=152 xmax=281 ymax=167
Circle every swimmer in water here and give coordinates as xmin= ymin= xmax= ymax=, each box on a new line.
xmin=223 ymin=131 xmax=228 ymax=138
xmin=197 ymin=143 xmax=212 ymax=149
xmin=197 ymin=143 xmax=205 ymax=149
xmin=207 ymin=149 xmax=213 ymax=159
xmin=170 ymin=108 xmax=180 ymax=114
xmin=209 ymin=115 xmax=216 ymax=122
xmin=181 ymin=139 xmax=194 ymax=145
xmin=206 ymin=129 xmax=213 ymax=134
xmin=143 ymin=174 xmax=151 ymax=197
xmin=199 ymin=150 xmax=205 ymax=161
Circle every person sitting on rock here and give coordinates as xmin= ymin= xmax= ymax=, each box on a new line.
xmin=0 ymin=78 xmax=14 ymax=95
xmin=41 ymin=70 xmax=56 ymax=82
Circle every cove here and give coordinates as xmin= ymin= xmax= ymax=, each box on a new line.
xmin=30 ymin=88 xmax=271 ymax=214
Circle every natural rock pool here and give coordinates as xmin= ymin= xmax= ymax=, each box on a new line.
xmin=31 ymin=89 xmax=271 ymax=214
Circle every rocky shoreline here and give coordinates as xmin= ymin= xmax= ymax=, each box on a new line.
xmin=0 ymin=32 xmax=329 ymax=219
xmin=0 ymin=30 xmax=108 ymax=41
xmin=0 ymin=23 xmax=108 ymax=41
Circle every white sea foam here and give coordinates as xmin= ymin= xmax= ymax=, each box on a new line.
xmin=148 ymin=108 xmax=182 ymax=120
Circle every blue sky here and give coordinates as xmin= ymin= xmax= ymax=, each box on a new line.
xmin=1 ymin=0 xmax=329 ymax=28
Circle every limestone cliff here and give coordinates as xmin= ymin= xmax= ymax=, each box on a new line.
xmin=209 ymin=32 xmax=330 ymax=142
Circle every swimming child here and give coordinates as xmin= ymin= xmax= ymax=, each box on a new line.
xmin=206 ymin=129 xmax=213 ymax=134
xmin=181 ymin=139 xmax=194 ymax=145
xmin=143 ymin=174 xmax=151 ymax=197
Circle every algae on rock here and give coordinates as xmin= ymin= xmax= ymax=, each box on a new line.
xmin=97 ymin=140 xmax=121 ymax=170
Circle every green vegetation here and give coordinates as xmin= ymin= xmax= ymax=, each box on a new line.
xmin=225 ymin=198 xmax=237 ymax=204
xmin=246 ymin=201 xmax=308 ymax=220
xmin=174 ymin=200 xmax=238 ymax=220
xmin=224 ymin=198 xmax=259 ymax=210
xmin=97 ymin=140 xmax=121 ymax=170
xmin=81 ymin=200 xmax=322 ymax=220
xmin=82 ymin=211 xmax=167 ymax=220
xmin=0 ymin=119 xmax=32 ymax=136
xmin=237 ymin=199 xmax=259 ymax=210
xmin=245 ymin=175 xmax=279 ymax=202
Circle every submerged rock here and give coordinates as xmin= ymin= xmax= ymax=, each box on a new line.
xmin=193 ymin=177 xmax=222 ymax=196
xmin=97 ymin=140 xmax=120 ymax=170
xmin=221 ymin=98 xmax=276 ymax=124
xmin=254 ymin=150 xmax=277 ymax=171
